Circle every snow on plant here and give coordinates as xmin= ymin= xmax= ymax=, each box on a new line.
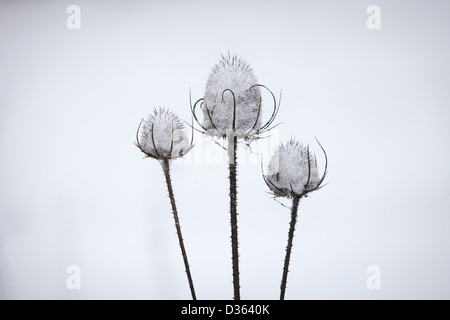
xmin=263 ymin=138 xmax=328 ymax=300
xmin=135 ymin=107 xmax=197 ymax=300
xmin=264 ymin=139 xmax=324 ymax=197
xmin=136 ymin=107 xmax=192 ymax=160
xmin=191 ymin=52 xmax=280 ymax=140
xmin=202 ymin=54 xmax=261 ymax=136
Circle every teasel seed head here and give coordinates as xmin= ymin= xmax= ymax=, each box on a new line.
xmin=263 ymin=138 xmax=328 ymax=199
xmin=135 ymin=107 xmax=193 ymax=160
xmin=191 ymin=52 xmax=281 ymax=141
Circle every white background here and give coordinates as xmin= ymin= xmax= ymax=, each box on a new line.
xmin=1 ymin=0 xmax=449 ymax=299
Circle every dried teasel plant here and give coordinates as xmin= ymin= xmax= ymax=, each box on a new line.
xmin=263 ymin=138 xmax=328 ymax=300
xmin=190 ymin=53 xmax=281 ymax=300
xmin=135 ymin=107 xmax=197 ymax=300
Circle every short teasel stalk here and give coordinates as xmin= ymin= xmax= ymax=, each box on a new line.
xmin=135 ymin=107 xmax=197 ymax=300
xmin=280 ymin=194 xmax=300 ymax=300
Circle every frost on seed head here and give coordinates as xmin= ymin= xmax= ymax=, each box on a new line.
xmin=264 ymin=139 xmax=327 ymax=198
xmin=202 ymin=52 xmax=262 ymax=137
xmin=191 ymin=52 xmax=281 ymax=142
xmin=136 ymin=107 xmax=192 ymax=160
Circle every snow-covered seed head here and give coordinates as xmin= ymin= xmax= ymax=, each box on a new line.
xmin=135 ymin=107 xmax=192 ymax=160
xmin=264 ymin=139 xmax=328 ymax=198
xmin=201 ymin=53 xmax=262 ymax=138
xmin=191 ymin=53 xmax=281 ymax=142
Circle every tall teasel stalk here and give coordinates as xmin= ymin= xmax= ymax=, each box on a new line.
xmin=263 ymin=138 xmax=328 ymax=300
xmin=135 ymin=107 xmax=197 ymax=300
xmin=191 ymin=53 xmax=280 ymax=299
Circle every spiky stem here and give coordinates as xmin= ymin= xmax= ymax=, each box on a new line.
xmin=280 ymin=195 xmax=301 ymax=300
xmin=228 ymin=134 xmax=240 ymax=300
xmin=161 ymin=159 xmax=197 ymax=300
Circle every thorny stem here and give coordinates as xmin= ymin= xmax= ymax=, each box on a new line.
xmin=228 ymin=134 xmax=240 ymax=300
xmin=280 ymin=195 xmax=301 ymax=300
xmin=161 ymin=159 xmax=197 ymax=300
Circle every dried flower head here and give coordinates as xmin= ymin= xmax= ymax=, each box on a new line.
xmin=191 ymin=52 xmax=280 ymax=140
xmin=135 ymin=107 xmax=193 ymax=160
xmin=264 ymin=139 xmax=328 ymax=198
xmin=203 ymin=53 xmax=260 ymax=134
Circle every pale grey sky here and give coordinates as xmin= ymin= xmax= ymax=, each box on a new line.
xmin=1 ymin=0 xmax=449 ymax=299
